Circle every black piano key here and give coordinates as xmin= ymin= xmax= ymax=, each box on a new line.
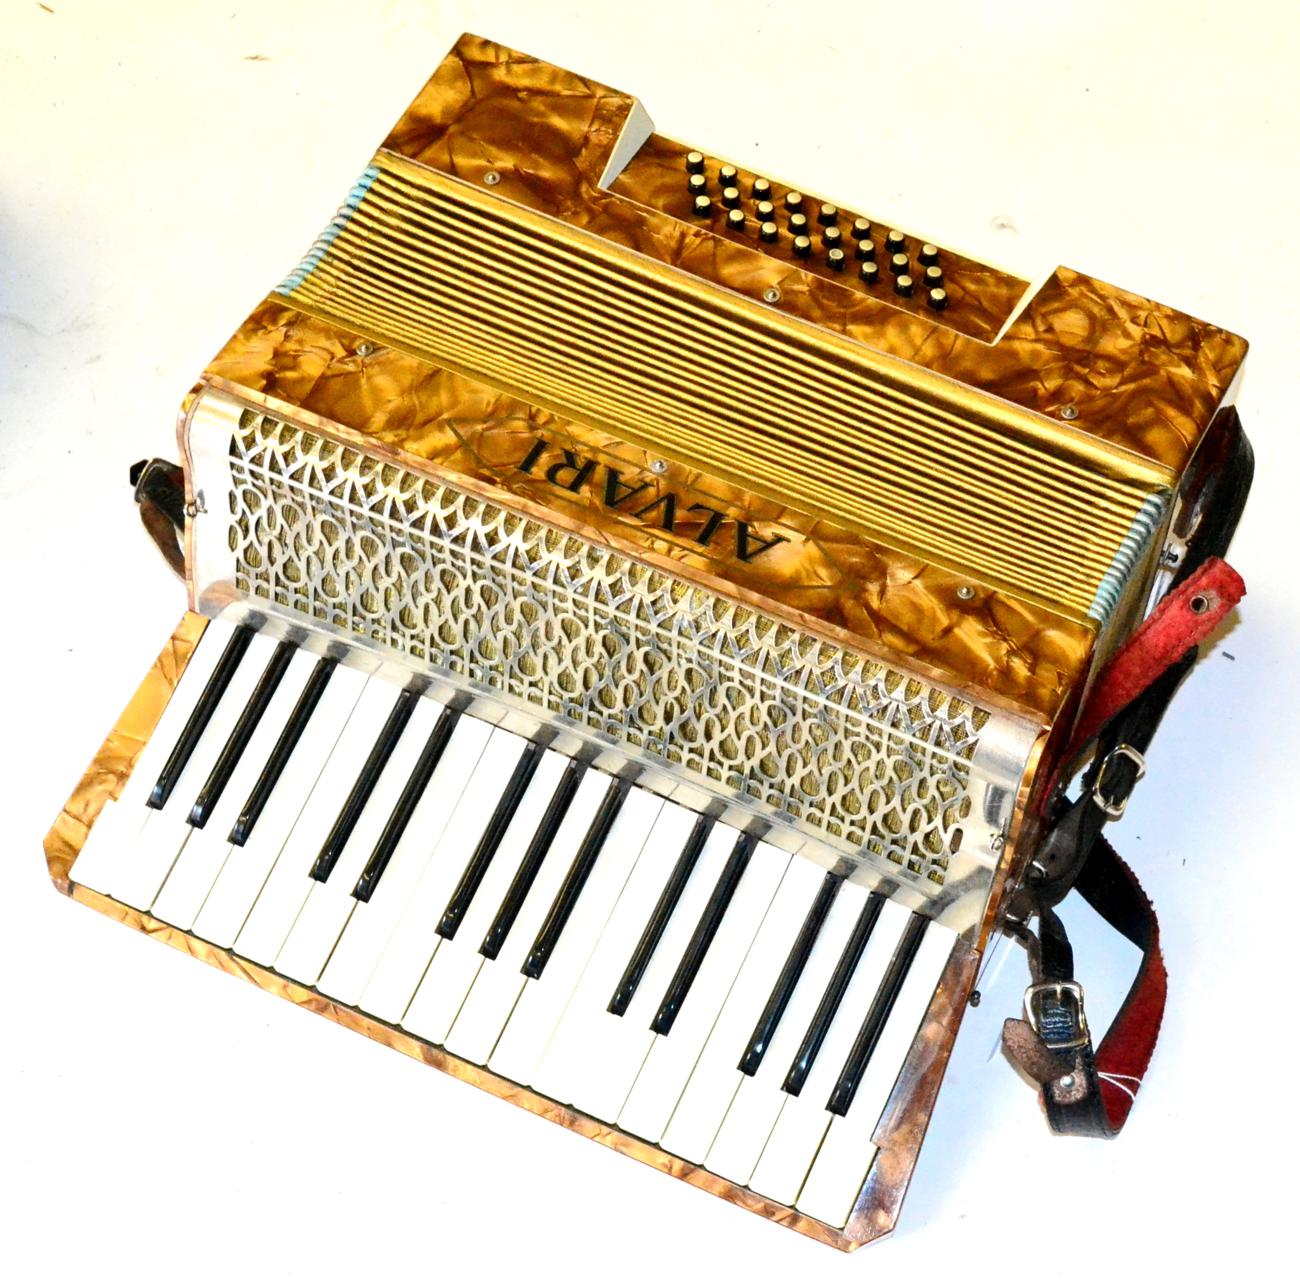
xmin=352 ymin=704 xmax=461 ymax=903
xmin=607 ymin=814 xmax=713 ymax=1017
xmin=651 ymin=831 xmax=756 ymax=1036
xmin=522 ymin=777 xmax=630 ymax=980
xmin=827 ymin=912 xmax=929 ymax=1116
xmin=187 ymin=640 xmax=295 ymax=830
xmin=435 ymin=740 xmax=543 ymax=937
xmin=148 ymin=624 xmax=255 ymax=810
xmin=480 ymin=759 xmax=585 ymax=961
xmin=309 ymin=688 xmax=418 ymax=883
xmin=738 ymin=871 xmax=840 ymax=1075
xmin=782 ymin=892 xmax=884 ymax=1096
xmin=229 ymin=656 xmax=336 ymax=847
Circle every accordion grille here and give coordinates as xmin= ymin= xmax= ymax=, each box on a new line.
xmin=225 ymin=409 xmax=989 ymax=887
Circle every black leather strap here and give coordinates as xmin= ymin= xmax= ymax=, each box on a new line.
xmin=130 ymin=457 xmax=186 ymax=579
xmin=1025 ymin=652 xmax=1194 ymax=912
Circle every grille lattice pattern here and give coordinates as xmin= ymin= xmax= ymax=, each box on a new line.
xmin=226 ymin=410 xmax=988 ymax=884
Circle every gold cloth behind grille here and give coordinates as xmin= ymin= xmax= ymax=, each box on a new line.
xmin=218 ymin=405 xmax=991 ymax=884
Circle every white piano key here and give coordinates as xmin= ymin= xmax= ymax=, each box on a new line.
xmin=151 ymin=647 xmax=320 ymax=931
xmin=704 ymin=880 xmax=868 ymax=1187
xmin=356 ymin=727 xmax=532 ymax=1024
xmin=147 ymin=825 xmax=225 ymax=929
xmin=316 ymin=714 xmax=494 ymax=1009
xmin=616 ymin=840 xmax=790 ymax=1145
xmin=747 ymin=898 xmax=911 ymax=1206
xmin=395 ymin=747 xmax=569 ymax=1044
xmin=273 ymin=695 xmax=446 ymax=987
xmin=443 ymin=769 xmax=612 ymax=1066
xmin=192 ymin=663 xmax=368 ymax=950
xmin=111 ymin=816 xmax=194 ymax=913
xmin=795 ymin=921 xmax=956 ymax=1228
xmin=113 ymin=631 xmax=283 ymax=912
xmin=70 ymin=617 xmax=239 ymax=897
xmin=488 ymin=786 xmax=663 ymax=1086
xmin=234 ymin=679 xmax=409 ymax=966
xmin=658 ymin=856 xmax=827 ymax=1162
xmin=532 ymin=813 xmax=736 ymax=1121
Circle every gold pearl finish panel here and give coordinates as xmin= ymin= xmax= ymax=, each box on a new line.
xmin=203 ymin=300 xmax=1096 ymax=722
xmin=382 ymin=34 xmax=1246 ymax=473
xmin=47 ymin=613 xmax=981 ymax=1252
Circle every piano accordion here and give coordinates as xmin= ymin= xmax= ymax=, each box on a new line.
xmin=47 ymin=34 xmax=1250 ymax=1249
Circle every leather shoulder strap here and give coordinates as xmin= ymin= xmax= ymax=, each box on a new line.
xmin=1001 ymin=413 xmax=1252 ymax=1137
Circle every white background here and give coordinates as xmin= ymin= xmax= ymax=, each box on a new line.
xmin=3 ymin=1 xmax=1296 ymax=1275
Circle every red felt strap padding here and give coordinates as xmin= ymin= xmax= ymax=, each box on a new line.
xmin=1080 ymin=845 xmax=1168 ymax=1132
xmin=1066 ymin=557 xmax=1245 ymax=763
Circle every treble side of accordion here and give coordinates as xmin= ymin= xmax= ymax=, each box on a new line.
xmin=48 ymin=32 xmax=1247 ymax=1249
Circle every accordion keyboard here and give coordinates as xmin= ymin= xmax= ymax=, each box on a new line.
xmin=71 ymin=617 xmax=955 ymax=1228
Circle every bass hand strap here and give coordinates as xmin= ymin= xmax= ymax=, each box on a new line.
xmin=1001 ymin=558 xmax=1245 ymax=1136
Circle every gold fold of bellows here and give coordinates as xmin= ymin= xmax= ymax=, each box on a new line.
xmin=288 ymin=151 xmax=1165 ymax=624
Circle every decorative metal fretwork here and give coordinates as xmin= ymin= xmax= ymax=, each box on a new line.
xmin=226 ymin=410 xmax=989 ymax=884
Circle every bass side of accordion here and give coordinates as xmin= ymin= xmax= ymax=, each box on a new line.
xmin=45 ymin=33 xmax=1248 ymax=1250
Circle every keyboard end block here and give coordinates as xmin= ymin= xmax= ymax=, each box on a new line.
xmin=45 ymin=611 xmax=209 ymax=893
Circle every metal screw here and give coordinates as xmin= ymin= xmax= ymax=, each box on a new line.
xmin=969 ymin=990 xmax=981 ymax=1008
xmin=484 ymin=170 xmax=501 ymax=186
xmin=356 ymin=342 xmax=375 ymax=357
xmin=184 ymin=489 xmax=206 ymax=518
xmin=1058 ymin=1074 xmax=1076 ymax=1089
xmin=763 ymin=285 xmax=782 ymax=304
xmin=956 ymin=584 xmax=976 ymax=601
xmin=650 ymin=459 xmax=668 ymax=475
xmin=1060 ymin=404 xmax=1079 ymax=421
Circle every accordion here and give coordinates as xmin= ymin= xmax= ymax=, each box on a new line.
xmin=47 ymin=33 xmax=1251 ymax=1249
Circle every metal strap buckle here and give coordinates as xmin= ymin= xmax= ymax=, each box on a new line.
xmin=1091 ymin=743 xmax=1147 ymax=820
xmin=1024 ymin=980 xmax=1090 ymax=1051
